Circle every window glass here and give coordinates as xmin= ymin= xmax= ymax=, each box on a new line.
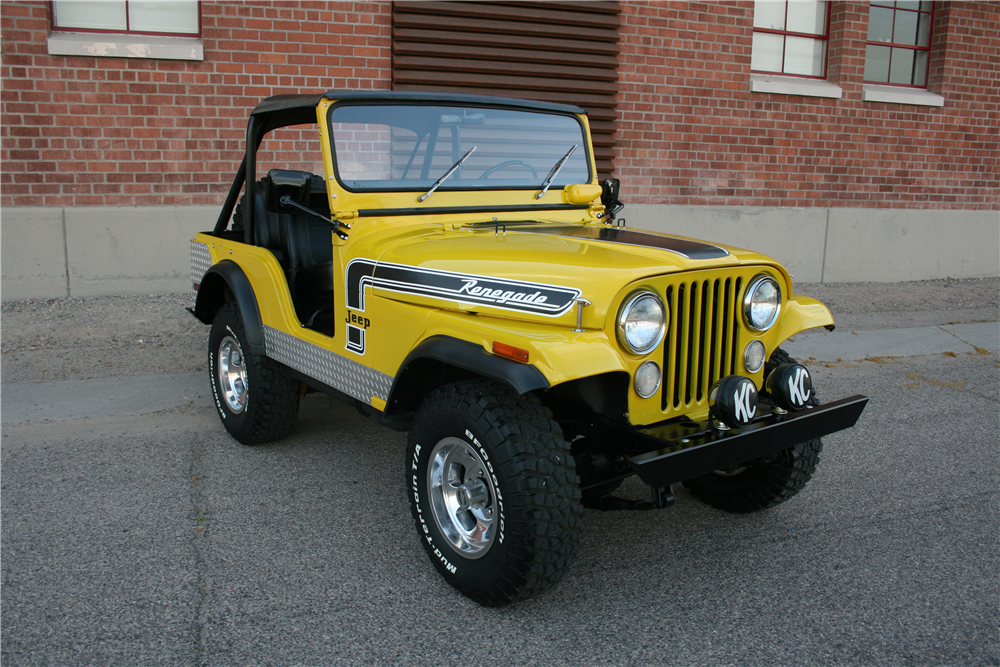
xmin=753 ymin=1 xmax=786 ymax=30
xmin=329 ymin=105 xmax=591 ymax=192
xmin=916 ymin=13 xmax=932 ymax=46
xmin=888 ymin=48 xmax=916 ymax=83
xmin=864 ymin=45 xmax=892 ymax=82
xmin=53 ymin=0 xmax=127 ymax=31
xmin=784 ymin=36 xmax=825 ymax=76
xmin=868 ymin=6 xmax=895 ymax=42
xmin=51 ymin=0 xmax=199 ymax=36
xmin=751 ymin=0 xmax=829 ymax=78
xmin=864 ymin=1 xmax=933 ymax=87
xmin=786 ymin=1 xmax=826 ymax=34
xmin=129 ymin=0 xmax=199 ymax=34
xmin=751 ymin=33 xmax=784 ymax=72
xmin=893 ymin=10 xmax=920 ymax=45
xmin=912 ymin=50 xmax=929 ymax=85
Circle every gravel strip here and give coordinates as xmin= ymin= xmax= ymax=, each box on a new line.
xmin=2 ymin=278 xmax=996 ymax=385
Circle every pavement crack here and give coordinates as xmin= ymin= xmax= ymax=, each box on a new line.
xmin=936 ymin=325 xmax=992 ymax=356
xmin=189 ymin=438 xmax=212 ymax=667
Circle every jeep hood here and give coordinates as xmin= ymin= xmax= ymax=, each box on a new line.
xmin=368 ymin=222 xmax=781 ymax=326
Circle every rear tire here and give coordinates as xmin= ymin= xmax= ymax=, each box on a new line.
xmin=406 ymin=380 xmax=582 ymax=606
xmin=208 ymin=303 xmax=300 ymax=445
xmin=684 ymin=348 xmax=822 ymax=513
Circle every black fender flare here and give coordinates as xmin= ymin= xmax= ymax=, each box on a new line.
xmin=193 ymin=260 xmax=266 ymax=355
xmin=381 ymin=335 xmax=550 ymax=429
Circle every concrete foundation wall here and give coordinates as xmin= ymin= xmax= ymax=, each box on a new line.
xmin=2 ymin=206 xmax=218 ymax=300
xmin=628 ymin=205 xmax=999 ymax=284
xmin=2 ymin=205 xmax=998 ymax=301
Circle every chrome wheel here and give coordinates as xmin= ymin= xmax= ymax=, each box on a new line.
xmin=427 ymin=437 xmax=497 ymax=558
xmin=217 ymin=335 xmax=247 ymax=414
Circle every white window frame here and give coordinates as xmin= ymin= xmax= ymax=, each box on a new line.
xmin=48 ymin=0 xmax=203 ymax=61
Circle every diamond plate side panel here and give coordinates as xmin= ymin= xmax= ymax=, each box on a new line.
xmin=263 ymin=325 xmax=393 ymax=404
xmin=190 ymin=241 xmax=212 ymax=307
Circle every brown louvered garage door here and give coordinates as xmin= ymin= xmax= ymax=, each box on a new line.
xmin=391 ymin=1 xmax=620 ymax=179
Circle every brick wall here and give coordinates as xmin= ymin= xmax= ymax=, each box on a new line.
xmin=615 ymin=1 xmax=999 ymax=209
xmin=2 ymin=1 xmax=997 ymax=211
xmin=0 ymin=1 xmax=392 ymax=207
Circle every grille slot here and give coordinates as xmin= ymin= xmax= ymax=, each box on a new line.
xmin=663 ymin=276 xmax=742 ymax=412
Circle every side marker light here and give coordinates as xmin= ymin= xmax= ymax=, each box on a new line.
xmin=492 ymin=341 xmax=529 ymax=363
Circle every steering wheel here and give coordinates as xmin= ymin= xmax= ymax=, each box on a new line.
xmin=478 ymin=160 xmax=538 ymax=180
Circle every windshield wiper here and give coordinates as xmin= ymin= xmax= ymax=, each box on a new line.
xmin=418 ymin=146 xmax=477 ymax=202
xmin=535 ymin=145 xmax=578 ymax=200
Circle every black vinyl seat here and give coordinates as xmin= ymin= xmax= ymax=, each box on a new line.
xmin=242 ymin=176 xmax=336 ymax=336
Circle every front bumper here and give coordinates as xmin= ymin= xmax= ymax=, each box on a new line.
xmin=609 ymin=395 xmax=869 ymax=490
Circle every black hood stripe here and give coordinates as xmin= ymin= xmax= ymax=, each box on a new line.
xmin=344 ymin=258 xmax=580 ymax=355
xmin=512 ymin=225 xmax=730 ymax=260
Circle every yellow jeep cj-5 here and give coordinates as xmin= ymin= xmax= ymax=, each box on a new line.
xmin=190 ymin=91 xmax=868 ymax=606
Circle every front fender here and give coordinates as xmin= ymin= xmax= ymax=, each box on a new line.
xmin=421 ymin=309 xmax=628 ymax=388
xmin=378 ymin=309 xmax=629 ymax=429
xmin=774 ymin=294 xmax=835 ymax=346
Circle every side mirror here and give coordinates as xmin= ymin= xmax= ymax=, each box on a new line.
xmin=601 ymin=178 xmax=624 ymax=222
xmin=264 ymin=169 xmax=312 ymax=213
xmin=601 ymin=178 xmax=621 ymax=209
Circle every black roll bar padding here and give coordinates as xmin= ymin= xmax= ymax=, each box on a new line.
xmin=244 ymin=113 xmax=259 ymax=246
xmin=214 ymin=155 xmax=248 ymax=235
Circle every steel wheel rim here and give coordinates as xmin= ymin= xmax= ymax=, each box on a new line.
xmin=217 ymin=335 xmax=248 ymax=414
xmin=427 ymin=437 xmax=497 ymax=558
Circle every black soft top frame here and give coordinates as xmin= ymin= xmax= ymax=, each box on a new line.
xmin=214 ymin=92 xmax=589 ymax=243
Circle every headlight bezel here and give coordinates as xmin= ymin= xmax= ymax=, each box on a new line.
xmin=616 ymin=290 xmax=667 ymax=355
xmin=742 ymin=275 xmax=782 ymax=332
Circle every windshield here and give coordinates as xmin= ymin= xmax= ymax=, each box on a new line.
xmin=328 ymin=103 xmax=591 ymax=193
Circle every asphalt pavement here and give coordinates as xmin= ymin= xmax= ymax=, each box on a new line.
xmin=1 ymin=284 xmax=998 ymax=666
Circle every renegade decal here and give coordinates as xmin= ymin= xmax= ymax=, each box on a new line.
xmin=513 ymin=225 xmax=731 ymax=260
xmin=345 ymin=258 xmax=581 ymax=355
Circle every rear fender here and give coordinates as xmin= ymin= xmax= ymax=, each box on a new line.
xmin=194 ymin=260 xmax=266 ymax=355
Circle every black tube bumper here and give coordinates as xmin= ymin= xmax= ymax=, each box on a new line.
xmin=620 ymin=395 xmax=869 ymax=489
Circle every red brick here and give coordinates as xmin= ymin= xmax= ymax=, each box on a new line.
xmin=615 ymin=0 xmax=999 ymax=209
xmin=3 ymin=0 xmax=995 ymax=208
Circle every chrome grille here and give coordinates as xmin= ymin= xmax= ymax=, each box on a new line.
xmin=662 ymin=275 xmax=742 ymax=412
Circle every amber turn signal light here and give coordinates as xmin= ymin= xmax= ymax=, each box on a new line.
xmin=492 ymin=341 xmax=529 ymax=363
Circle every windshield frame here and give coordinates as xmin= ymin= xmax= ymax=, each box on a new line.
xmin=324 ymin=100 xmax=594 ymax=196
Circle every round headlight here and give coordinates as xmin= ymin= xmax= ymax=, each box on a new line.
xmin=616 ymin=291 xmax=666 ymax=355
xmin=635 ymin=360 xmax=661 ymax=398
xmin=743 ymin=276 xmax=781 ymax=332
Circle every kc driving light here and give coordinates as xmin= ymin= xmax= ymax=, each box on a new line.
xmin=743 ymin=275 xmax=781 ymax=332
xmin=766 ymin=363 xmax=813 ymax=411
xmin=710 ymin=375 xmax=759 ymax=429
xmin=616 ymin=291 xmax=667 ymax=355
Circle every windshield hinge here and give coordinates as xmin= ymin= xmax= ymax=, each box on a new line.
xmin=334 ymin=210 xmax=359 ymax=220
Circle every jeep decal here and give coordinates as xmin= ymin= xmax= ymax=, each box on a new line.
xmin=345 ymin=258 xmax=580 ymax=355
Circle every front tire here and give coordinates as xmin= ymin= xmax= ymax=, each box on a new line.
xmin=208 ymin=303 xmax=300 ymax=445
xmin=407 ymin=380 xmax=582 ymax=606
xmin=684 ymin=348 xmax=822 ymax=513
